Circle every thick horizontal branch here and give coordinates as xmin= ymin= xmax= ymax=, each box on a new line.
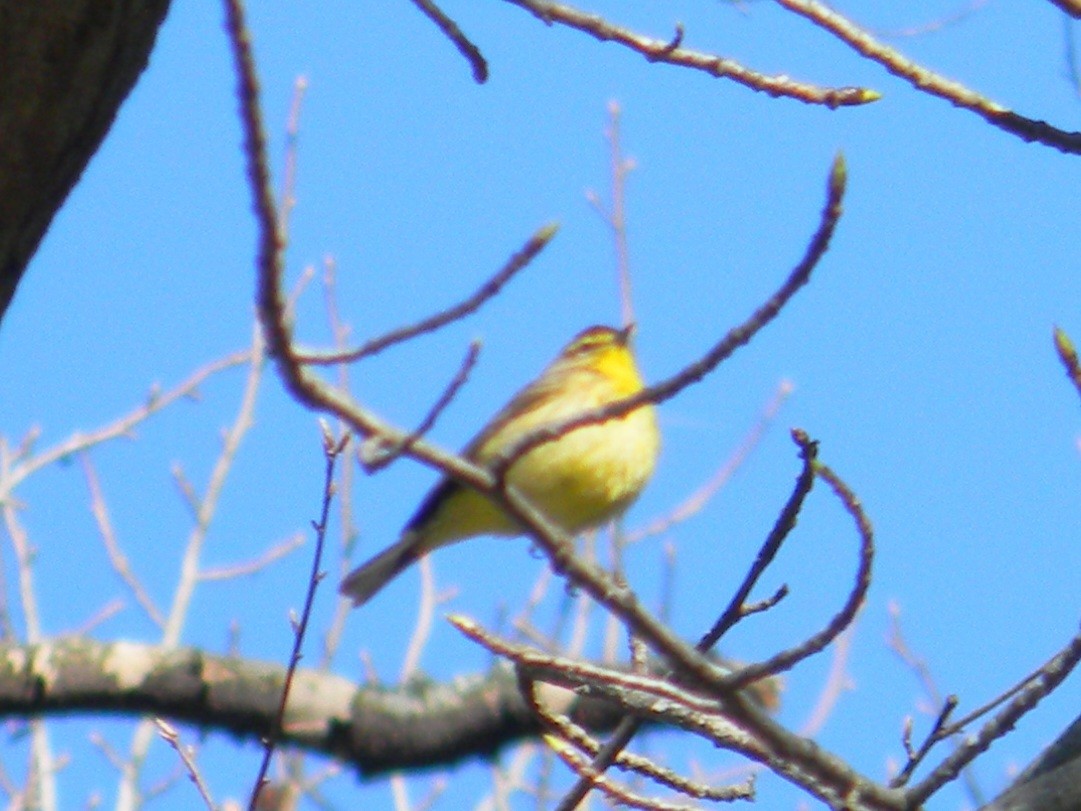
xmin=0 ymin=638 xmax=630 ymax=776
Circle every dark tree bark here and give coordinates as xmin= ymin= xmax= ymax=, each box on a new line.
xmin=979 ymin=715 xmax=1081 ymax=811
xmin=0 ymin=0 xmax=172 ymax=326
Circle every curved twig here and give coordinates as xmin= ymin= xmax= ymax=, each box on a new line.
xmin=409 ymin=0 xmax=488 ymax=83
xmin=727 ymin=452 xmax=874 ymax=690
xmin=490 ymin=154 xmax=847 ymax=479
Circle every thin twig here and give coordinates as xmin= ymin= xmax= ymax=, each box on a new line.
xmin=359 ymin=340 xmax=482 ymax=472
xmin=171 ymin=463 xmax=202 ymax=521
xmin=155 ymin=719 xmax=215 ymax=810
xmin=698 ymin=429 xmax=818 ymax=652
xmin=502 ymin=0 xmax=880 ymax=107
xmin=627 ymin=380 xmax=793 ymax=544
xmin=458 ymin=618 xmax=902 ymax=809
xmin=544 ymin=734 xmax=719 ymax=810
xmin=885 ymin=602 xmax=982 ymax=802
xmin=198 ymin=532 xmax=306 ymax=581
xmin=238 ymin=0 xmax=844 ymax=693
xmin=520 ymin=672 xmax=756 ymax=802
xmin=399 ymin=556 xmax=439 ymax=682
xmin=798 ymin=625 xmax=855 ymax=737
xmin=162 ymin=323 xmax=266 ymax=648
xmin=65 ymin=598 xmax=126 ymax=636
xmin=586 ymin=101 xmax=636 ymax=327
xmin=224 ymin=15 xmax=883 ymax=810
xmin=891 ymin=697 xmax=958 ymax=789
xmin=320 ymin=257 xmax=356 ymax=671
xmin=2 ymin=507 xmax=42 ymax=644
xmin=118 ymin=324 xmax=265 ymax=811
xmin=79 ymin=452 xmax=165 ymax=628
xmin=0 ymin=350 xmax=250 ymax=503
xmin=294 ymin=225 xmax=558 ymax=365
xmin=456 ymin=617 xmax=728 ymax=715
xmin=907 ymin=626 xmax=1081 ymax=805
xmin=277 ymin=75 xmax=308 ymax=237
xmin=409 ymin=0 xmax=488 ymax=82
xmin=551 ymin=432 xmax=811 ymax=809
xmin=490 ymin=154 xmax=847 ymax=477
xmin=727 ymin=449 xmax=874 ymax=689
xmin=249 ymin=429 xmax=346 ymax=809
xmin=778 ymin=0 xmax=1081 ymax=154
xmin=873 ymin=0 xmax=989 ymax=38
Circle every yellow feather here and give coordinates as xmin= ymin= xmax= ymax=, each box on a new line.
xmin=340 ymin=325 xmax=660 ymax=607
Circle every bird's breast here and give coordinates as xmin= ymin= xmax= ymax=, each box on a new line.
xmin=505 ymin=403 xmax=659 ymax=531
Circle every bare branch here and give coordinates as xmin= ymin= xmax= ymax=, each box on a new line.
xmin=886 ymin=602 xmax=984 ymax=802
xmin=277 ymin=74 xmax=308 ymax=238
xmin=249 ymin=433 xmax=344 ymax=809
xmin=319 ymin=257 xmax=359 ymax=672
xmin=451 ymin=616 xmax=908 ymax=810
xmin=543 ymin=732 xmax=719 ymax=810
xmin=778 ymin=0 xmax=1081 ymax=154
xmin=358 ymin=340 xmax=482 ymax=473
xmin=698 ymin=430 xmax=818 ymax=653
xmin=233 ymin=0 xmax=847 ymax=699
xmin=118 ymin=319 xmax=266 ymax=806
xmin=586 ymin=101 xmax=637 ymax=327
xmin=553 ymin=432 xmax=814 ymax=809
xmin=891 ymin=697 xmax=959 ymax=789
xmin=627 ymin=380 xmax=793 ymax=545
xmin=909 ymin=625 xmax=1081 ymax=805
xmin=490 ymin=153 xmax=847 ymax=477
xmin=65 ymin=599 xmax=126 ymax=637
xmin=727 ymin=445 xmax=874 ymax=689
xmin=0 ymin=349 xmax=250 ymax=503
xmin=873 ymin=0 xmax=989 ymax=38
xmin=523 ymin=672 xmax=755 ymax=802
xmin=79 ymin=452 xmax=165 ymax=628
xmin=502 ymin=0 xmax=880 ymax=107
xmin=408 ymin=0 xmax=488 ymax=83
xmin=294 ymin=224 xmax=558 ymax=366
xmin=155 ymin=719 xmax=215 ymax=810
xmin=197 ymin=533 xmax=305 ymax=582
xmin=398 ymin=556 xmax=441 ymax=683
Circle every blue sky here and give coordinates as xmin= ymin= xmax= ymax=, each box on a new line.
xmin=1 ymin=1 xmax=1080 ymax=808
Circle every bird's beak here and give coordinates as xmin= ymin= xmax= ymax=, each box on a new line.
xmin=617 ymin=323 xmax=636 ymax=345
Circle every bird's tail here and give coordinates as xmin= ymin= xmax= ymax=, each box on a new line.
xmin=339 ymin=533 xmax=423 ymax=607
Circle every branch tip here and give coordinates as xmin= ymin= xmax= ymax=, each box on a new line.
xmin=536 ymin=221 xmax=561 ymax=242
xmin=446 ymin=613 xmax=473 ymax=633
xmin=1054 ymin=325 xmax=1077 ymax=367
xmin=829 ymin=152 xmax=848 ymax=196
xmin=1053 ymin=326 xmax=1081 ymax=398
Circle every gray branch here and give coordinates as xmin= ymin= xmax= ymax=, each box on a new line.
xmin=0 ymin=638 xmax=627 ymax=777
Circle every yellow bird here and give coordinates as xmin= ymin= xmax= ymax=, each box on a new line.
xmin=340 ymin=324 xmax=660 ymax=607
